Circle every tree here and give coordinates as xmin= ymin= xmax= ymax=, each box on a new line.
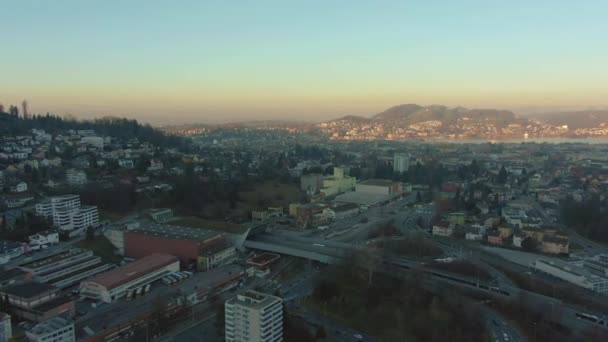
xmin=315 ymin=326 xmax=327 ymax=340
xmin=85 ymin=226 xmax=95 ymax=241
xmin=521 ymin=237 xmax=538 ymax=252
xmin=497 ymin=166 xmax=508 ymax=184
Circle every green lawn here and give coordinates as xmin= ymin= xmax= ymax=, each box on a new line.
xmin=75 ymin=236 xmax=122 ymax=264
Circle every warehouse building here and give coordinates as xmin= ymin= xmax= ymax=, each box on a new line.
xmin=123 ymin=223 xmax=233 ymax=270
xmin=532 ymin=259 xmax=608 ymax=294
xmin=80 ymin=253 xmax=179 ymax=303
xmin=17 ymin=249 xmax=112 ymax=288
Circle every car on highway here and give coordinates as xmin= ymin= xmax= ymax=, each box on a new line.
xmin=353 ymin=333 xmax=363 ymax=340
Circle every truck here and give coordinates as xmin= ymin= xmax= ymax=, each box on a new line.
xmin=144 ymin=284 xmax=151 ymax=293
xmin=126 ymin=290 xmax=134 ymax=300
xmin=135 ymin=287 xmax=143 ymax=297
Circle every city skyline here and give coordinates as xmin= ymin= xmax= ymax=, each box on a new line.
xmin=2 ymin=1 xmax=608 ymax=124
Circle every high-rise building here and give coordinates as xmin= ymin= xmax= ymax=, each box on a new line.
xmin=225 ymin=291 xmax=283 ymax=342
xmin=393 ymin=153 xmax=410 ymax=173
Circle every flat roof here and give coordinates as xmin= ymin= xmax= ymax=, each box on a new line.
xmin=128 ymin=222 xmax=222 ymax=243
xmin=0 ymin=267 xmax=28 ymax=282
xmin=1 ymin=281 xmax=57 ymax=299
xmin=358 ymin=179 xmax=393 ymax=187
xmin=334 ymin=191 xmax=397 ymax=206
xmin=19 ymin=248 xmax=89 ymax=270
xmin=228 ymin=290 xmax=281 ymax=310
xmin=83 ymin=253 xmax=178 ymax=290
xmin=0 ymin=240 xmax=23 ymax=253
xmin=247 ymin=253 xmax=280 ymax=266
xmin=29 ymin=316 xmax=73 ymax=335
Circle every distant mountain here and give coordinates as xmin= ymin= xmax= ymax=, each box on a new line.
xmin=523 ymin=110 xmax=608 ymax=129
xmin=372 ymin=104 xmax=518 ymax=126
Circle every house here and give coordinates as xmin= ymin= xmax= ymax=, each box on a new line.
xmin=10 ymin=182 xmax=27 ymax=193
xmin=447 ymin=212 xmax=466 ymax=225
xmin=513 ymin=233 xmax=526 ymax=248
xmin=497 ymin=226 xmax=514 ymax=239
xmin=542 ymin=236 xmax=570 ymax=255
xmin=432 ymin=221 xmax=453 ymax=237
xmin=118 ymin=159 xmax=134 ymax=169
xmin=487 ymin=231 xmax=504 ymax=245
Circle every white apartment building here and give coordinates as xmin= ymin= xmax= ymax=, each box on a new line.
xmin=53 ymin=206 xmax=99 ymax=232
xmin=35 ymin=195 xmax=98 ymax=232
xmin=65 ymin=169 xmax=87 ymax=186
xmin=35 ymin=195 xmax=81 ymax=217
xmin=393 ymin=153 xmax=410 ymax=173
xmin=25 ymin=316 xmax=75 ymax=342
xmin=225 ymin=291 xmax=283 ymax=342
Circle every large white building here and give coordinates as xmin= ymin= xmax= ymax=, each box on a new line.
xmin=25 ymin=316 xmax=75 ymax=342
xmin=393 ymin=153 xmax=410 ymax=173
xmin=225 ymin=291 xmax=283 ymax=342
xmin=35 ymin=195 xmax=99 ymax=232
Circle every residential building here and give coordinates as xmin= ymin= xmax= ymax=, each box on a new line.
xmin=497 ymin=226 xmax=514 ymax=239
xmin=393 ymin=153 xmax=410 ymax=173
xmin=10 ymin=182 xmax=27 ymax=193
xmin=147 ymin=159 xmax=164 ymax=172
xmin=487 ymin=231 xmax=504 ymax=245
xmin=512 ymin=233 xmax=526 ymax=248
xmin=28 ymin=230 xmax=59 ymax=247
xmin=541 ymin=236 xmax=569 ymax=255
xmin=447 ymin=212 xmax=466 ymax=226
xmin=52 ymin=206 xmax=99 ymax=233
xmin=118 ymin=159 xmax=134 ymax=169
xmin=432 ymin=221 xmax=453 ymax=237
xmin=25 ymin=316 xmax=75 ymax=342
xmin=0 ymin=313 xmax=11 ymax=342
xmin=81 ymin=136 xmax=104 ymax=148
xmin=80 ymin=253 xmax=179 ymax=303
xmin=65 ymin=169 xmax=87 ymax=186
xmin=35 ymin=195 xmax=80 ymax=218
xmin=225 ymin=290 xmax=283 ymax=342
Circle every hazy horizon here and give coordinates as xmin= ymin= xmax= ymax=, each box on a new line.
xmin=2 ymin=1 xmax=608 ymax=125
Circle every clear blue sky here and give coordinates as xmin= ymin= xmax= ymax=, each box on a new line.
xmin=1 ymin=0 xmax=607 ymax=123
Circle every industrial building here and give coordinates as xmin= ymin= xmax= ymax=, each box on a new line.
xmin=26 ymin=316 xmax=75 ymax=342
xmin=123 ymin=223 xmax=234 ymax=270
xmin=80 ymin=253 xmax=179 ymax=303
xmin=17 ymin=248 xmax=112 ymax=288
xmin=225 ymin=290 xmax=283 ymax=342
xmin=532 ymin=259 xmax=608 ymax=294
xmin=0 ymin=281 xmax=74 ymax=322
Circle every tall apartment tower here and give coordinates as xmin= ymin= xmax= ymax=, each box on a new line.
xmin=393 ymin=153 xmax=410 ymax=173
xmin=225 ymin=291 xmax=283 ymax=342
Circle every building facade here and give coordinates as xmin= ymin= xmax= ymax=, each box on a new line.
xmin=25 ymin=316 xmax=75 ymax=342
xmin=225 ymin=291 xmax=283 ymax=342
xmin=393 ymin=153 xmax=410 ymax=173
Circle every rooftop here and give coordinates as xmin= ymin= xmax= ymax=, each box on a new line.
xmin=28 ymin=316 xmax=73 ymax=335
xmin=128 ymin=222 xmax=222 ymax=243
xmin=83 ymin=253 xmax=178 ymax=290
xmin=1 ymin=281 xmax=57 ymax=299
xmin=228 ymin=290 xmax=282 ymax=310
xmin=0 ymin=240 xmax=23 ymax=253
xmin=19 ymin=248 xmax=89 ymax=270
xmin=358 ymin=179 xmax=393 ymax=187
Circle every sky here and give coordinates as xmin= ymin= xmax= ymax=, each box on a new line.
xmin=1 ymin=0 xmax=607 ymax=124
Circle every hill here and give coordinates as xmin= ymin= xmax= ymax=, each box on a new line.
xmin=524 ymin=110 xmax=608 ymax=129
xmin=0 ymin=112 xmax=191 ymax=150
